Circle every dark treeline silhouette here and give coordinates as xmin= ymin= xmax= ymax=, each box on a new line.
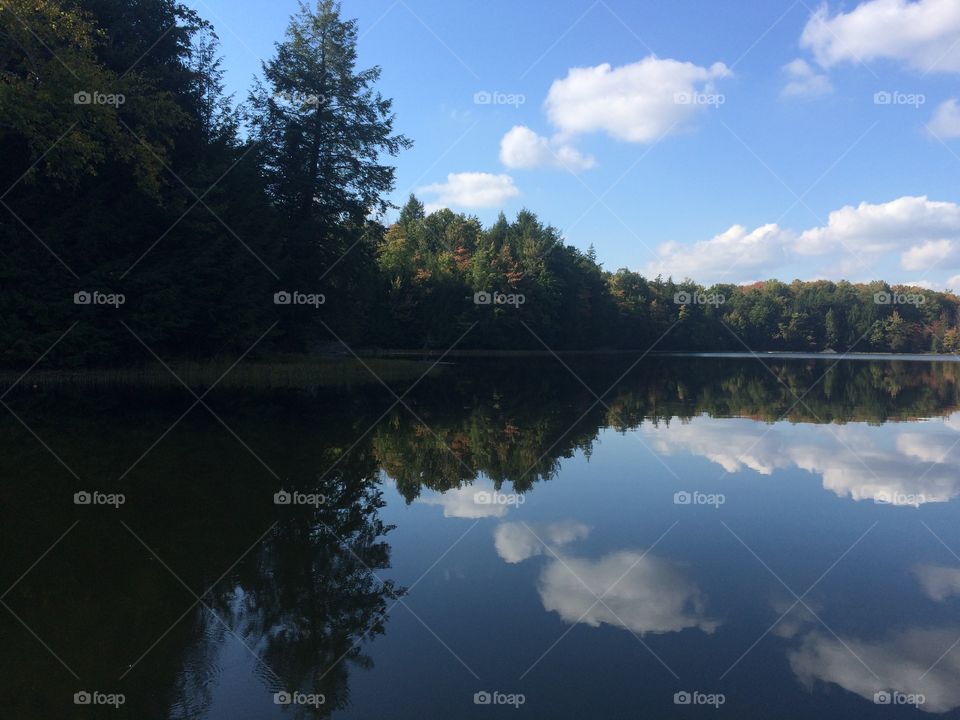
xmin=4 ymin=0 xmax=960 ymax=369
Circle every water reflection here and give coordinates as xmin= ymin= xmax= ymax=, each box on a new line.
xmin=3 ymin=356 xmax=960 ymax=718
xmin=493 ymin=522 xmax=718 ymax=636
xmin=789 ymin=627 xmax=960 ymax=714
xmin=644 ymin=414 xmax=960 ymax=505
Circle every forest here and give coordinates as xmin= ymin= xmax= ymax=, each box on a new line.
xmin=3 ymin=0 xmax=960 ymax=368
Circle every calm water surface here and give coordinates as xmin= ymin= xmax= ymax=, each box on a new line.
xmin=3 ymin=357 xmax=960 ymax=718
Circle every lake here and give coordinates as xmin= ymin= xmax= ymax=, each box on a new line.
xmin=3 ymin=356 xmax=960 ymax=718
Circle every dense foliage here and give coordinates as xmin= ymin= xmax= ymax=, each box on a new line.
xmin=3 ymin=0 xmax=960 ymax=367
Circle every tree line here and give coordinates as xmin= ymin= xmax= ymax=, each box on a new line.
xmin=3 ymin=0 xmax=959 ymax=368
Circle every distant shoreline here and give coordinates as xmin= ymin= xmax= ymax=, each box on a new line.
xmin=360 ymin=349 xmax=960 ymax=362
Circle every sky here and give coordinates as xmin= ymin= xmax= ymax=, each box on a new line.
xmin=184 ymin=0 xmax=960 ymax=289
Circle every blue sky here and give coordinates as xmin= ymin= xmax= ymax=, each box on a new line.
xmin=185 ymin=0 xmax=960 ymax=289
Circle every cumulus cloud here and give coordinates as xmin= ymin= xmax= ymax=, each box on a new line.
xmin=643 ymin=414 xmax=960 ymax=506
xmin=928 ymin=99 xmax=960 ymax=138
xmin=796 ymin=196 xmax=960 ymax=273
xmin=642 ymin=223 xmax=792 ymax=285
xmin=418 ymin=172 xmax=519 ymax=213
xmin=538 ymin=550 xmax=719 ymax=635
xmin=914 ymin=563 xmax=960 ymax=601
xmin=902 ymin=239 xmax=959 ymax=271
xmin=544 ymin=56 xmax=730 ymax=143
xmin=494 ymin=520 xmax=591 ymax=563
xmin=499 ymin=125 xmax=595 ymax=171
xmin=781 ymin=58 xmax=833 ymax=98
xmin=418 ymin=479 xmax=513 ymax=518
xmin=800 ymin=0 xmax=960 ymax=73
xmin=790 ymin=627 xmax=960 ymax=713
xmin=645 ymin=197 xmax=960 ymax=286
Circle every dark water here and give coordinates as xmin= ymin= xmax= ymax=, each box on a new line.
xmin=3 ymin=357 xmax=960 ymax=718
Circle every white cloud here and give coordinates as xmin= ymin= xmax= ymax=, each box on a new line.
xmin=544 ymin=56 xmax=730 ymax=143
xmin=641 ymin=196 xmax=960 ymax=285
xmin=418 ymin=172 xmax=519 ymax=212
xmin=418 ymin=479 xmax=513 ymax=518
xmin=643 ymin=223 xmax=792 ymax=284
xmin=901 ymin=239 xmax=958 ymax=271
xmin=643 ymin=415 xmax=960 ymax=506
xmin=928 ymin=98 xmax=960 ymax=138
xmin=797 ymin=196 xmax=960 ymax=271
xmin=914 ymin=563 xmax=960 ymax=601
xmin=790 ymin=627 xmax=960 ymax=713
xmin=781 ymin=58 xmax=833 ymax=98
xmin=499 ymin=125 xmax=595 ymax=172
xmin=537 ymin=549 xmax=719 ymax=635
xmin=800 ymin=0 xmax=960 ymax=73
xmin=494 ymin=520 xmax=590 ymax=563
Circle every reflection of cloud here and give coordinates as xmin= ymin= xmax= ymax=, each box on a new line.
xmin=770 ymin=596 xmax=822 ymax=640
xmin=418 ymin=479 xmax=510 ymax=518
xmin=914 ymin=564 xmax=960 ymax=602
xmin=789 ymin=627 xmax=960 ymax=713
xmin=538 ymin=550 xmax=719 ymax=635
xmin=494 ymin=521 xmax=590 ymax=563
xmin=644 ymin=415 xmax=960 ymax=506
xmin=495 ymin=519 xmax=717 ymax=635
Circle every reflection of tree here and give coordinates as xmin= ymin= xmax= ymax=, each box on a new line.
xmin=0 ymin=390 xmax=400 ymax=720
xmin=2 ymin=356 xmax=960 ymax=718
xmin=374 ymin=357 xmax=960 ymax=503
xmin=220 ymin=473 xmax=400 ymax=719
